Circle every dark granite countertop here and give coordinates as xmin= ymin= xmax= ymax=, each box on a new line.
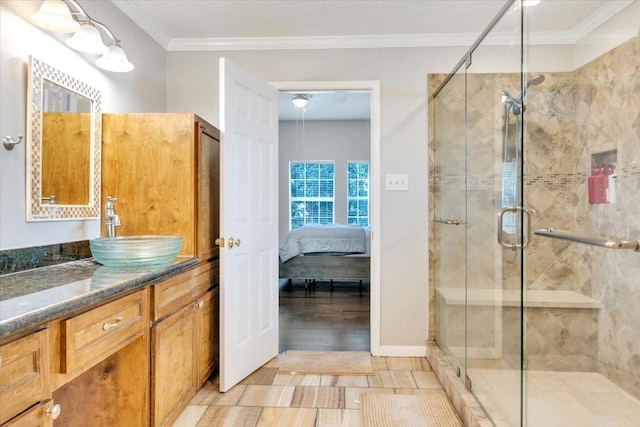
xmin=0 ymin=256 xmax=199 ymax=342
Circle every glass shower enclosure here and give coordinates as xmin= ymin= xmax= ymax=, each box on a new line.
xmin=430 ymin=1 xmax=640 ymax=425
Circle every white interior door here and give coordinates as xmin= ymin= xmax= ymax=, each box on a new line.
xmin=219 ymin=58 xmax=279 ymax=392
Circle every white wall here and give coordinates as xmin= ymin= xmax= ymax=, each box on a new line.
xmin=166 ymin=47 xmax=465 ymax=350
xmin=164 ymin=42 xmax=599 ymax=350
xmin=278 ymin=119 xmax=370 ymax=243
xmin=0 ymin=1 xmax=167 ymax=250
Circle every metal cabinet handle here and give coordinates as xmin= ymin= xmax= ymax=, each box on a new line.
xmin=102 ymin=315 xmax=123 ymax=331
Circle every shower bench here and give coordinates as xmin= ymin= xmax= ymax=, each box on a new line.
xmin=436 ymin=288 xmax=601 ymax=370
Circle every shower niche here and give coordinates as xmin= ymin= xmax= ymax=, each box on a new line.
xmin=589 ymin=149 xmax=617 ymax=204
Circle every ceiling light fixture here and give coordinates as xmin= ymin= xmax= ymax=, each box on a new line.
xmin=31 ymin=0 xmax=134 ymax=73
xmin=291 ymin=94 xmax=310 ymax=109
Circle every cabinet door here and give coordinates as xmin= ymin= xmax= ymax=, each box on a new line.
xmin=0 ymin=330 xmax=50 ymax=425
xmin=195 ymin=287 xmax=219 ymax=386
xmin=196 ymin=119 xmax=220 ymax=261
xmin=102 ymin=113 xmax=197 ymax=255
xmin=151 ymin=303 xmax=197 ymax=427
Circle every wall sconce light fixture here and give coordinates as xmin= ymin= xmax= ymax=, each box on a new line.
xmin=31 ymin=0 xmax=134 ymax=73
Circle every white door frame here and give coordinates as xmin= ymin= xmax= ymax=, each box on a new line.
xmin=271 ymin=80 xmax=381 ymax=356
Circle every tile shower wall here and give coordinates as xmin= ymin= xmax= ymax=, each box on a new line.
xmin=429 ymin=35 xmax=639 ymax=398
xmin=525 ymin=34 xmax=639 ymax=396
xmin=572 ymin=35 xmax=640 ymax=398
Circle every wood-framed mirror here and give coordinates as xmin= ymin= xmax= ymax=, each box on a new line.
xmin=26 ymin=56 xmax=101 ymax=221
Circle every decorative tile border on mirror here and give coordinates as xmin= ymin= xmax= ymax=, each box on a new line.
xmin=27 ymin=56 xmax=101 ymax=221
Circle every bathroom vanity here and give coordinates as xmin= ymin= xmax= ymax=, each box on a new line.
xmin=0 ymin=256 xmax=217 ymax=427
xmin=1 ymin=113 xmax=222 ymax=426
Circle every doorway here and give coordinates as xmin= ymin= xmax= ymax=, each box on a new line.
xmin=272 ymin=80 xmax=381 ymax=355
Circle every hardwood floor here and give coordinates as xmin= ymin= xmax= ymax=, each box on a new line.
xmin=278 ymin=279 xmax=370 ymax=352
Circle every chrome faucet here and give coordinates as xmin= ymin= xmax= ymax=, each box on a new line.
xmin=105 ymin=196 xmax=121 ymax=238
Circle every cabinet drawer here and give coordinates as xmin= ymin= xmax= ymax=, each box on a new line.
xmin=152 ymin=262 xmax=214 ymax=321
xmin=60 ymin=290 xmax=148 ymax=373
xmin=0 ymin=330 xmax=50 ymax=425
xmin=2 ymin=399 xmax=55 ymax=427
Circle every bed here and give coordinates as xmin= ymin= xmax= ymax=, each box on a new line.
xmin=278 ymin=224 xmax=370 ymax=289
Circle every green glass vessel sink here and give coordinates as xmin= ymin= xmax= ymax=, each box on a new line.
xmin=90 ymin=236 xmax=183 ymax=267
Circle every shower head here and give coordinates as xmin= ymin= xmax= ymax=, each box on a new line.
xmin=527 ymin=75 xmax=545 ymax=88
xmin=502 ymin=91 xmax=522 ymax=115
xmin=502 ymin=75 xmax=544 ymax=116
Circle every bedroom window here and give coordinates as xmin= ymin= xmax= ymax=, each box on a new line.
xmin=347 ymin=161 xmax=369 ymax=226
xmin=289 ymin=161 xmax=335 ymax=229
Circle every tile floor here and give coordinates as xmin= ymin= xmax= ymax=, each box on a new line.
xmin=469 ymin=368 xmax=640 ymax=427
xmin=173 ymin=355 xmax=456 ymax=426
xmin=171 ymin=280 xmax=467 ymax=426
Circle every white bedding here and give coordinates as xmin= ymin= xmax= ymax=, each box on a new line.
xmin=279 ymin=224 xmax=369 ymax=262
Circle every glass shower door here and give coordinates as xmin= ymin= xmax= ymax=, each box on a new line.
xmin=464 ymin=3 xmax=525 ymax=426
xmin=433 ymin=67 xmax=467 ymax=381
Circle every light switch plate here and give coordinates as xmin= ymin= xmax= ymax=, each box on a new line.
xmin=385 ymin=174 xmax=409 ymax=191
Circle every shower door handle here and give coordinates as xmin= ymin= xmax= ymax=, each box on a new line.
xmin=497 ymin=206 xmax=532 ymax=250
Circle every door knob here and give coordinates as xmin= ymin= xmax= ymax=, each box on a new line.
xmin=216 ymin=237 xmax=241 ymax=249
xmin=227 ymin=237 xmax=241 ymax=249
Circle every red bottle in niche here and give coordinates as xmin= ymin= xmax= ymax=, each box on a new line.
xmin=588 ymin=164 xmax=608 ymax=204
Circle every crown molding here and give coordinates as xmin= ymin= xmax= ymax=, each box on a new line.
xmin=110 ymin=0 xmax=171 ymax=49
xmin=568 ymin=0 xmax=634 ymax=44
xmin=166 ymin=33 xmax=484 ymax=51
xmin=113 ymin=0 xmax=635 ymax=52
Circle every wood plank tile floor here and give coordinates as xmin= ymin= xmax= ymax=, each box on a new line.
xmin=173 ymin=355 xmax=451 ymax=426
xmin=172 ymin=280 xmax=458 ymax=426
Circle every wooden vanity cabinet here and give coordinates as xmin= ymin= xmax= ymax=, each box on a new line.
xmin=150 ymin=261 xmax=218 ymax=427
xmin=1 ymin=289 xmax=150 ymax=427
xmin=102 ymin=112 xmax=221 ymax=426
xmin=0 ymin=330 xmax=51 ymax=425
xmin=102 ymin=113 xmax=220 ymax=261
xmin=50 ymin=289 xmax=150 ymax=427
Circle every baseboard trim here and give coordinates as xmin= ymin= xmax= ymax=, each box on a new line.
xmin=375 ymin=345 xmax=427 ymax=357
